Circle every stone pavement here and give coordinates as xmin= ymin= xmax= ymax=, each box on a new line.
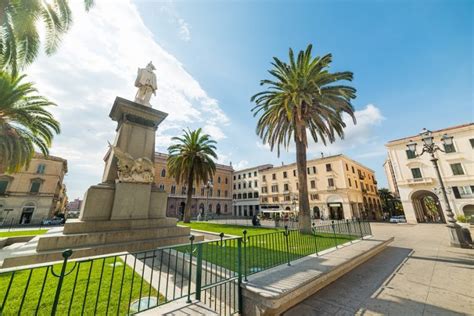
xmin=284 ymin=223 xmax=474 ymax=316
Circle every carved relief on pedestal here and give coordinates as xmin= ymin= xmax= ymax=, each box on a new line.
xmin=109 ymin=144 xmax=155 ymax=183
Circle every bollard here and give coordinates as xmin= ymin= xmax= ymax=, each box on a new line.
xmin=186 ymin=235 xmax=195 ymax=303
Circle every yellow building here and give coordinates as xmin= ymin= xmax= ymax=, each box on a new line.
xmin=259 ymin=154 xmax=381 ymax=220
xmin=0 ymin=154 xmax=68 ymax=225
xmin=154 ymin=152 xmax=233 ymax=218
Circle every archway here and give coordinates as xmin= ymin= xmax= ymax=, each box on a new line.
xmin=216 ymin=203 xmax=221 ymax=215
xmin=462 ymin=205 xmax=474 ymax=224
xmin=313 ymin=206 xmax=321 ymax=219
xmin=327 ymin=195 xmax=344 ymax=220
xmin=411 ymin=190 xmax=445 ymax=223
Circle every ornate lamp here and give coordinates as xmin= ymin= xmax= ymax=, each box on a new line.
xmin=406 ymin=140 xmax=417 ymax=153
xmin=441 ymin=133 xmax=454 ymax=146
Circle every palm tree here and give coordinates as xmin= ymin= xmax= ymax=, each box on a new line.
xmin=0 ymin=71 xmax=60 ymax=172
xmin=251 ymin=44 xmax=357 ymax=233
xmin=378 ymin=188 xmax=394 ymax=215
xmin=167 ymin=128 xmax=217 ymax=223
xmin=0 ymin=0 xmax=94 ymax=75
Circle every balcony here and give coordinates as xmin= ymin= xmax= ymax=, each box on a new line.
xmin=327 ymin=186 xmax=337 ymax=191
xmin=406 ymin=177 xmax=434 ymax=186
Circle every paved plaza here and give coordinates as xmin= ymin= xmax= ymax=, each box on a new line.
xmin=284 ymin=223 xmax=474 ymax=315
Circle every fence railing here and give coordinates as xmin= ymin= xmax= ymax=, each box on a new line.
xmin=0 ymin=219 xmax=371 ymax=315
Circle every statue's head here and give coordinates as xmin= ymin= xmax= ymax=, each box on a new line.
xmin=146 ymin=61 xmax=156 ymax=71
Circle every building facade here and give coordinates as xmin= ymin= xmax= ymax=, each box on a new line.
xmin=385 ymin=123 xmax=474 ymax=224
xmin=232 ymin=164 xmax=273 ymax=217
xmin=259 ymin=154 xmax=381 ymax=220
xmin=66 ymin=198 xmax=82 ymax=219
xmin=0 ymin=154 xmax=68 ymax=225
xmin=154 ymin=152 xmax=233 ymax=218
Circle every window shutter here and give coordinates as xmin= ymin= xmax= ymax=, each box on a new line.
xmin=452 ymin=186 xmax=461 ymax=199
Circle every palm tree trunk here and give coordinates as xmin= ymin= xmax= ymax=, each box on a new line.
xmin=295 ymin=124 xmax=311 ymax=234
xmin=183 ymin=169 xmax=194 ymax=223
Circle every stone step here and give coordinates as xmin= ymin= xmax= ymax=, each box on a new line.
xmin=63 ymin=218 xmax=179 ymax=234
xmin=1 ymin=234 xmax=203 ymax=269
xmin=37 ymin=225 xmax=190 ymax=251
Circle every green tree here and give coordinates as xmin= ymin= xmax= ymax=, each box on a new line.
xmin=0 ymin=0 xmax=94 ymax=75
xmin=167 ymin=128 xmax=217 ymax=223
xmin=251 ymin=44 xmax=357 ymax=233
xmin=0 ymin=72 xmax=60 ymax=172
xmin=378 ymin=188 xmax=394 ymax=214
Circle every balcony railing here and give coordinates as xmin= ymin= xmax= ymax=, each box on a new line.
xmin=327 ymin=186 xmax=337 ymax=191
xmin=407 ymin=177 xmax=434 ymax=185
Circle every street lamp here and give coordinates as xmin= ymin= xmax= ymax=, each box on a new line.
xmin=406 ymin=128 xmax=469 ymax=248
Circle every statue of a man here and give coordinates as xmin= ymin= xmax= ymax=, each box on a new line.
xmin=134 ymin=61 xmax=157 ymax=106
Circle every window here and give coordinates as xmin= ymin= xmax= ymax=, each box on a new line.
xmin=243 ymin=182 xmax=246 ymax=189
xmin=233 ymin=194 xmax=236 ymax=199
xmin=238 ymin=183 xmax=241 ymax=189
xmin=243 ymin=173 xmax=246 ymax=179
xmin=348 ymin=178 xmax=352 ymax=187
xmin=201 ymin=187 xmax=205 ymax=195
xmin=262 ymin=175 xmax=266 ymax=181
xmin=355 ymin=181 xmax=358 ymax=188
xmin=312 ymin=166 xmax=316 ymax=174
xmin=36 ymin=164 xmax=46 ymax=174
xmin=238 ymin=175 xmax=241 ymax=179
xmin=411 ymin=168 xmax=422 ymax=179
xmin=328 ymin=178 xmax=334 ymax=187
xmin=296 ymin=182 xmax=299 ymax=190
xmin=254 ymin=171 xmax=257 ymax=177
xmin=233 ymin=184 xmax=236 ymax=190
xmin=444 ymin=143 xmax=456 ymax=153
xmin=254 ymin=180 xmax=257 ymax=187
xmin=218 ymin=176 xmax=221 ymax=183
xmin=284 ymin=195 xmax=291 ymax=201
xmin=249 ymin=182 xmax=252 ymax=188
xmin=181 ymin=186 xmax=187 ymax=195
xmin=261 ymin=186 xmax=268 ymax=193
xmin=233 ymin=175 xmax=236 ymax=180
xmin=283 ymin=171 xmax=287 ymax=178
xmin=450 ymin=163 xmax=464 ymax=175
xmin=293 ymin=170 xmax=296 ymax=177
xmin=360 ymin=182 xmax=364 ymax=190
xmin=225 ymin=190 xmax=228 ymax=197
xmin=345 ymin=164 xmax=349 ymax=171
xmin=307 ymin=167 xmax=310 ymax=175
xmin=272 ymin=196 xmax=279 ymax=202
xmin=30 ymin=181 xmax=41 ymax=193
xmin=272 ymin=173 xmax=276 ymax=180
xmin=352 ymin=166 xmax=355 ymax=173
xmin=406 ymin=150 xmax=416 ymax=159
xmin=470 ymin=139 xmax=474 ymax=149
xmin=238 ymin=193 xmax=242 ymax=199
xmin=284 ymin=183 xmax=289 ymax=191
xmin=243 ymin=193 xmax=247 ymax=199
xmin=310 ymin=180 xmax=316 ymax=189
xmin=262 ymin=197 xmax=268 ymax=203
xmin=159 ymin=184 xmax=165 ymax=190
xmin=271 ymin=185 xmax=279 ymax=192
xmin=458 ymin=186 xmax=473 ymax=197
xmin=171 ymin=185 xmax=176 ymax=194
xmin=254 ymin=192 xmax=259 ymax=198
xmin=225 ymin=177 xmax=228 ymax=184
xmin=0 ymin=180 xmax=8 ymax=195
xmin=217 ymin=189 xmax=221 ymax=197
xmin=310 ymin=194 xmax=319 ymax=200
xmin=248 ymin=172 xmax=252 ymax=178
xmin=326 ymin=164 xmax=332 ymax=172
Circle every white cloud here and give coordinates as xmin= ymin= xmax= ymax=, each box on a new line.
xmin=233 ymin=160 xmax=249 ymax=170
xmin=178 ymin=19 xmax=191 ymax=41
xmin=27 ymin=1 xmax=227 ymax=198
xmin=203 ymin=124 xmax=226 ymax=141
xmin=160 ymin=2 xmax=191 ymax=41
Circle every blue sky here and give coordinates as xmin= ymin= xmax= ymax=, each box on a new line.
xmin=29 ymin=0 xmax=472 ymax=198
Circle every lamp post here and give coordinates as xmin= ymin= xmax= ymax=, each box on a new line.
xmin=205 ymin=180 xmax=213 ymax=220
xmin=406 ymin=128 xmax=468 ymax=248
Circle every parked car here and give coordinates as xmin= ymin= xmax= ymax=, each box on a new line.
xmin=389 ymin=215 xmax=407 ymax=223
xmin=42 ymin=217 xmax=65 ymax=226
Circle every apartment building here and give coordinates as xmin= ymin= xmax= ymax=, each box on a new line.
xmin=0 ymin=154 xmax=68 ymax=225
xmin=259 ymin=154 xmax=381 ymax=220
xmin=385 ymin=123 xmax=474 ymax=224
xmin=232 ymin=164 xmax=273 ymax=217
xmin=154 ymin=152 xmax=233 ymax=218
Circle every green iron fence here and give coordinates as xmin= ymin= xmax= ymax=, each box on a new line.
xmin=0 ymin=219 xmax=371 ymax=315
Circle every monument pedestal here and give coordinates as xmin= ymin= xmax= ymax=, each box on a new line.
xmin=1 ymin=97 xmax=196 ymax=268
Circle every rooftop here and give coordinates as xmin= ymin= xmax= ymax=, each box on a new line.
xmin=386 ymin=122 xmax=473 ymax=144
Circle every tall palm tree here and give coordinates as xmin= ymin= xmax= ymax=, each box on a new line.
xmin=251 ymin=44 xmax=357 ymax=233
xmin=0 ymin=71 xmax=60 ymax=173
xmin=167 ymin=128 xmax=217 ymax=223
xmin=378 ymin=188 xmax=396 ymax=217
xmin=0 ymin=0 xmax=94 ymax=75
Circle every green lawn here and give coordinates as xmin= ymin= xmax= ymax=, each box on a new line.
xmin=0 ymin=257 xmax=164 ymax=315
xmin=0 ymin=229 xmax=48 ymax=238
xmin=178 ymin=222 xmax=357 ymax=275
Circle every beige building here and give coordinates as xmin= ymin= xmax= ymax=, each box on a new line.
xmin=259 ymin=154 xmax=381 ymax=220
xmin=0 ymin=154 xmax=68 ymax=225
xmin=385 ymin=123 xmax=474 ymax=224
xmin=154 ymin=152 xmax=233 ymax=218
xmin=232 ymin=164 xmax=273 ymax=217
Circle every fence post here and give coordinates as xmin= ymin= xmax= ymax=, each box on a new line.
xmin=237 ymin=238 xmax=243 ymax=313
xmin=51 ymin=249 xmax=73 ymax=316
xmin=186 ymin=235 xmax=195 ymax=303
xmin=358 ymin=218 xmax=364 ymax=239
xmin=195 ymin=243 xmax=203 ymax=301
xmin=367 ymin=221 xmax=372 ymax=235
xmin=312 ymin=223 xmax=319 ymax=255
xmin=284 ymin=226 xmax=291 ymax=266
xmin=243 ymin=230 xmax=248 ymax=281
xmin=331 ymin=221 xmax=338 ymax=248
xmin=346 ymin=219 xmax=352 ymax=243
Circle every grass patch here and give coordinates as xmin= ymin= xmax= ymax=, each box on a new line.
xmin=0 ymin=230 xmax=48 ymax=238
xmin=0 ymin=257 xmax=164 ymax=315
xmin=178 ymin=221 xmax=358 ymax=275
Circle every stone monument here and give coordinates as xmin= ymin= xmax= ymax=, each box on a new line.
xmin=1 ymin=62 xmax=194 ymax=268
